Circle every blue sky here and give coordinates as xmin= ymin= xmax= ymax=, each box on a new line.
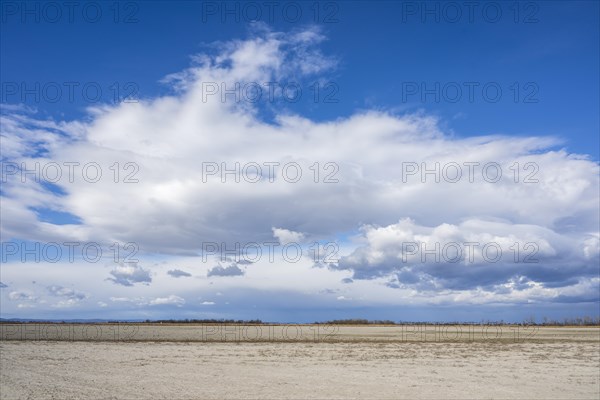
xmin=1 ymin=1 xmax=599 ymax=322
xmin=2 ymin=1 xmax=598 ymax=157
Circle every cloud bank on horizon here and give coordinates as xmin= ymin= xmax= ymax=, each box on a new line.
xmin=1 ymin=26 xmax=598 ymax=321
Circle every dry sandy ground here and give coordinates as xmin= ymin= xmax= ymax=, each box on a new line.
xmin=2 ymin=324 xmax=597 ymax=342
xmin=1 ymin=325 xmax=599 ymax=399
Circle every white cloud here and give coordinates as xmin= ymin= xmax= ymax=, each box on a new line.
xmin=107 ymin=263 xmax=152 ymax=286
xmin=109 ymin=296 xmax=147 ymax=306
xmin=46 ymin=285 xmax=88 ymax=308
xmin=272 ymin=227 xmax=305 ymax=245
xmin=149 ymin=295 xmax=185 ymax=306
xmin=47 ymin=285 xmax=87 ymax=300
xmin=109 ymin=297 xmax=132 ymax=302
xmin=8 ymin=291 xmax=37 ymax=302
xmin=0 ymin=26 xmax=598 ymax=317
xmin=167 ymin=269 xmax=192 ymax=278
xmin=108 ymin=295 xmax=185 ymax=307
xmin=207 ymin=264 xmax=245 ymax=277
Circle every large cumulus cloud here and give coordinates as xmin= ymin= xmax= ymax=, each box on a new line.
xmin=1 ymin=26 xmax=598 ymax=315
xmin=334 ymin=219 xmax=599 ymax=295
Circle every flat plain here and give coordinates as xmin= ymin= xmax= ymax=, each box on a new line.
xmin=1 ymin=324 xmax=599 ymax=399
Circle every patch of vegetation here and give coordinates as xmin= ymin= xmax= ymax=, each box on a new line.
xmin=142 ymin=319 xmax=264 ymax=324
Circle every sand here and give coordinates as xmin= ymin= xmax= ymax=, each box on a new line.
xmin=1 ymin=324 xmax=599 ymax=399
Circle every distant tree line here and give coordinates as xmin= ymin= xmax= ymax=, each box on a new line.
xmin=140 ymin=318 xmax=264 ymax=324
xmin=537 ymin=316 xmax=600 ymax=326
xmin=317 ymin=319 xmax=396 ymax=325
xmin=316 ymin=317 xmax=600 ymax=326
xmin=2 ymin=316 xmax=598 ymax=326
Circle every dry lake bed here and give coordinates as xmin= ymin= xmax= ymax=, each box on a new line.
xmin=1 ymin=324 xmax=599 ymax=399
